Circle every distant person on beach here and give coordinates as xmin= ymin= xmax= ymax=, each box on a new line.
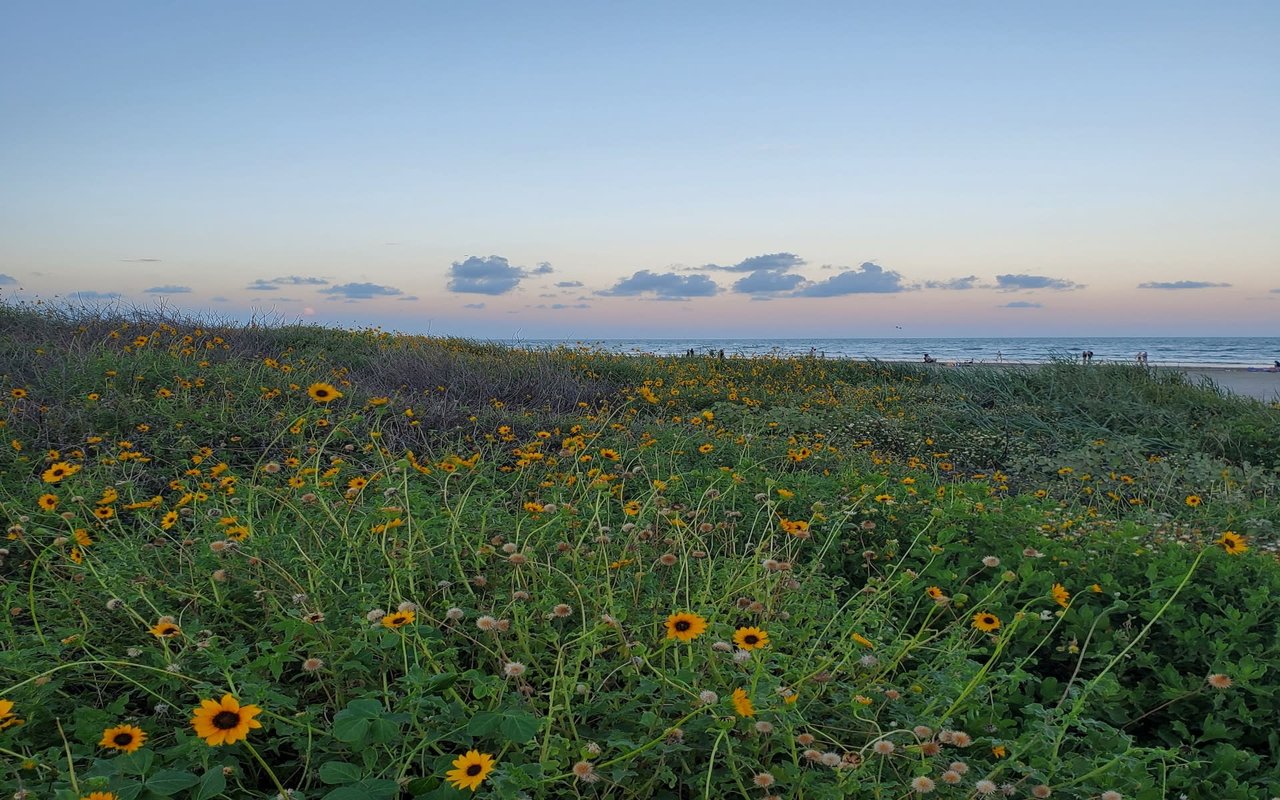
xmin=923 ymin=353 xmax=937 ymax=364
xmin=996 ymin=350 xmax=1003 ymax=363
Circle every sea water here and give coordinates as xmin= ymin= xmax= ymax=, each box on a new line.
xmin=511 ymin=337 xmax=1280 ymax=368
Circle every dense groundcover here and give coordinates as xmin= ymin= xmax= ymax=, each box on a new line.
xmin=2 ymin=303 xmax=1279 ymax=799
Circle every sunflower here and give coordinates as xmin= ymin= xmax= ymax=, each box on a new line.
xmin=1216 ymin=531 xmax=1248 ymax=556
xmin=381 ymin=610 xmax=416 ymax=629
xmin=1051 ymin=583 xmax=1070 ymax=608
xmin=1184 ymin=494 xmax=1202 ymax=508
xmin=190 ymin=694 xmax=263 ymax=746
xmin=42 ymin=461 xmax=82 ymax=483
xmin=972 ymin=612 xmax=1001 ymax=633
xmin=445 ymin=750 xmax=496 ymax=791
xmin=148 ymin=620 xmax=181 ymax=638
xmin=10 ymin=387 xmax=27 ymax=399
xmin=160 ymin=510 xmax=179 ymax=529
xmin=38 ymin=493 xmax=59 ymax=511
xmin=99 ymin=724 xmax=147 ymax=753
xmin=665 ymin=612 xmax=707 ymax=643
xmin=733 ymin=626 xmax=769 ymax=651
xmin=307 ymin=382 xmax=343 ymax=403
xmin=0 ymin=698 xmax=22 ymax=730
xmin=731 ymin=688 xmax=755 ymax=717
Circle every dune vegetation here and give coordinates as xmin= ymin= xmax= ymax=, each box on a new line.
xmin=2 ymin=301 xmax=1279 ymax=800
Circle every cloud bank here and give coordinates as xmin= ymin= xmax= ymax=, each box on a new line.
xmin=598 ymin=270 xmax=720 ymax=299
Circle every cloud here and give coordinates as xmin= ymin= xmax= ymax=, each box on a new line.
xmin=248 ymin=276 xmax=329 ymax=290
xmin=1271 ymin=288 xmax=1280 ymax=293
xmin=144 ymin=285 xmax=192 ymax=294
xmin=555 ymin=281 xmax=583 ymax=288
xmin=210 ymin=296 xmax=229 ymax=303
xmin=318 ymin=282 xmax=404 ymax=299
xmin=270 ymin=275 xmax=329 ymax=286
xmin=67 ymin=291 xmax=122 ymax=301
xmin=994 ymin=274 xmax=1083 ymax=291
xmin=120 ymin=258 xmax=161 ymax=262
xmin=1137 ymin=280 xmax=1231 ymax=290
xmin=537 ymin=303 xmax=591 ymax=309
xmin=597 ymin=270 xmax=720 ymax=299
xmin=1001 ymin=301 xmax=1043 ymax=308
xmin=532 ymin=262 xmax=554 ymax=275
xmin=463 ymin=303 xmax=486 ymax=309
xmin=0 ymin=274 xmax=16 ymax=285
xmin=396 ymin=295 xmax=419 ymax=302
xmin=447 ymin=255 xmax=534 ymax=295
xmin=701 ymin=252 xmax=805 ymax=273
xmin=923 ymin=275 xmax=981 ymax=290
xmin=732 ymin=271 xmax=806 ymax=294
xmin=794 ymin=262 xmax=906 ymax=296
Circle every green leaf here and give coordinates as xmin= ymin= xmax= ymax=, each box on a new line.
xmin=195 ymin=768 xmax=227 ymax=800
xmin=318 ymin=761 xmax=363 ymax=785
xmin=333 ymin=699 xmax=383 ymax=745
xmin=499 ymin=712 xmax=540 ymax=744
xmin=144 ymin=769 xmax=200 ymax=796
xmin=466 ymin=711 xmax=502 ymax=736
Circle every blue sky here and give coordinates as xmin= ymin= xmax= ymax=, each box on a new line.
xmin=2 ymin=1 xmax=1277 ymax=337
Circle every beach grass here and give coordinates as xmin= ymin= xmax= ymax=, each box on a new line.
xmin=2 ymin=302 xmax=1279 ymax=799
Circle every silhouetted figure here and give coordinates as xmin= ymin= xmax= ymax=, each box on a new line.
xmin=923 ymin=353 xmax=937 ymax=364
xmin=718 ymin=349 xmax=725 ymax=361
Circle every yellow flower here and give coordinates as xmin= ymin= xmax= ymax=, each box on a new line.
xmin=307 ymin=382 xmax=343 ymax=403
xmin=99 ymin=724 xmax=147 ymax=753
xmin=0 ymin=698 xmax=24 ymax=730
xmin=190 ymin=694 xmax=263 ymax=746
xmin=1051 ymin=583 xmax=1070 ymax=608
xmin=445 ymin=750 xmax=496 ymax=792
xmin=972 ymin=612 xmax=1001 ymax=633
xmin=37 ymin=493 xmax=59 ymax=511
xmin=991 ymin=744 xmax=1007 ymax=758
xmin=733 ymin=626 xmax=769 ymax=651
xmin=149 ymin=618 xmax=181 ymax=638
xmin=852 ymin=632 xmax=874 ymax=649
xmin=1216 ymin=531 xmax=1247 ymax=556
xmin=1185 ymin=494 xmax=1202 ymax=508
xmin=42 ymin=461 xmax=82 ymax=483
xmin=81 ymin=793 xmax=118 ymax=800
xmin=665 ymin=612 xmax=707 ymax=643
xmin=381 ymin=610 xmax=416 ymax=629
xmin=731 ymin=688 xmax=755 ymax=717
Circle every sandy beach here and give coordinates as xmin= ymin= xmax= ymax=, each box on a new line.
xmin=893 ymin=360 xmax=1280 ymax=403
xmin=1174 ymin=367 xmax=1280 ymax=402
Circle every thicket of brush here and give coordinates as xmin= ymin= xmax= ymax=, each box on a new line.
xmin=2 ymin=301 xmax=1278 ymax=799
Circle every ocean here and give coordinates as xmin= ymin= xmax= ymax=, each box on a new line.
xmin=510 ymin=337 xmax=1280 ymax=368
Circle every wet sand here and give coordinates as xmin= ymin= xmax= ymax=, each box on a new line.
xmin=1172 ymin=367 xmax=1280 ymax=403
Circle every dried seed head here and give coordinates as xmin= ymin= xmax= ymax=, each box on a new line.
xmin=571 ymin=761 xmax=599 ymax=784
xmin=301 ymin=657 xmax=324 ymax=673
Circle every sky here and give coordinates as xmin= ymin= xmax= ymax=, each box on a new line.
xmin=2 ymin=1 xmax=1277 ymax=338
